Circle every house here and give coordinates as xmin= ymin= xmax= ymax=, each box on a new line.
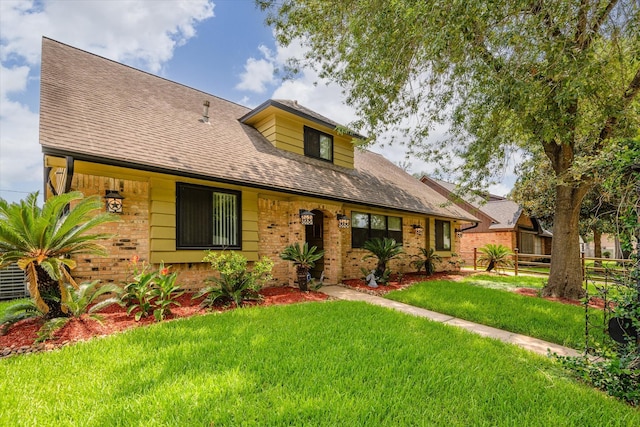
xmin=420 ymin=176 xmax=551 ymax=264
xmin=39 ymin=38 xmax=478 ymax=288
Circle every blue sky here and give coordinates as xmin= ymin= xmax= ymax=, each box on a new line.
xmin=0 ymin=0 xmax=515 ymax=204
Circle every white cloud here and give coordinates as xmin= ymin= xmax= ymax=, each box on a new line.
xmin=0 ymin=64 xmax=29 ymax=97
xmin=0 ymin=96 xmax=40 ymax=198
xmin=0 ymin=0 xmax=215 ymax=72
xmin=0 ymin=0 xmax=215 ymax=203
xmin=235 ymin=45 xmax=276 ymax=93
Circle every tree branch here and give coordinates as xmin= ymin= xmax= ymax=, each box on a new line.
xmin=574 ymin=0 xmax=589 ymax=47
xmin=579 ymin=0 xmax=618 ymax=51
xmin=597 ymin=66 xmax=640 ymax=145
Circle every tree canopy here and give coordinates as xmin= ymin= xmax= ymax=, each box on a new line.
xmin=260 ymin=0 xmax=640 ymax=298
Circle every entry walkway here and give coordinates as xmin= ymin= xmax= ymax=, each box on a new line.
xmin=319 ymin=285 xmax=582 ymax=358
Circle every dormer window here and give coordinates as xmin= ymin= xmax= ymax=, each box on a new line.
xmin=304 ymin=126 xmax=333 ymax=162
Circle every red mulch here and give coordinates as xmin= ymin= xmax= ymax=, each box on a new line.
xmin=0 ymin=287 xmax=329 ymax=353
xmin=513 ymin=287 xmax=609 ymax=310
xmin=342 ymin=271 xmax=472 ymax=296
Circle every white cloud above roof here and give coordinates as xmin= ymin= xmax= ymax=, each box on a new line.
xmin=0 ymin=0 xmax=214 ymax=202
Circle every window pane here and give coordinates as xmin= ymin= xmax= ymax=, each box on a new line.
xmin=177 ymin=183 xmax=240 ymax=249
xmin=388 ymin=230 xmax=402 ymax=244
xmin=371 ymin=214 xmax=386 ymax=230
xmin=435 ymin=220 xmax=451 ymax=251
xmin=387 ymin=217 xmax=401 ymax=231
xmin=319 ymin=134 xmax=332 ymax=160
xmin=177 ymin=185 xmax=212 ymax=247
xmin=213 ymin=192 xmax=237 ymax=247
xmin=442 ymin=221 xmax=451 ymax=250
xmin=304 ymin=126 xmax=333 ymax=162
xmin=352 ymin=228 xmax=369 ymax=248
xmin=352 ymin=212 xmax=369 ymax=229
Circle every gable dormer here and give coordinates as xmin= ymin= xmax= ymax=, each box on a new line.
xmin=240 ymin=99 xmax=359 ymax=169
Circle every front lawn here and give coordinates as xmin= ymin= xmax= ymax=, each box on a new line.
xmin=1 ymin=301 xmax=637 ymax=426
xmin=385 ymin=275 xmax=604 ymax=349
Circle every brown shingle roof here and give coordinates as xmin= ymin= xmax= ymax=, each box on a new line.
xmin=39 ymin=38 xmax=477 ymax=222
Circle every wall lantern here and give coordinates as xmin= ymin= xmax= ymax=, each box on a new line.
xmin=412 ymin=224 xmax=424 ymax=236
xmin=104 ymin=190 xmax=124 ymax=214
xmin=299 ymin=209 xmax=315 ymax=225
xmin=455 ymin=229 xmax=463 ymax=239
xmin=337 ymin=214 xmax=351 ymax=229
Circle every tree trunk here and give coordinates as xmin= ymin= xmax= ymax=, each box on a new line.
xmin=593 ymin=227 xmax=602 ymax=267
xmin=543 ymin=185 xmax=588 ymax=299
xmin=486 ymin=260 xmax=495 ymax=272
xmin=296 ymin=266 xmax=309 ymax=292
xmin=36 ymin=265 xmax=68 ymax=319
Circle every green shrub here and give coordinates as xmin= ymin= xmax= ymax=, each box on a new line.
xmin=197 ymin=251 xmax=273 ymax=306
xmin=477 ymin=244 xmax=514 ymax=272
xmin=410 ymin=247 xmax=441 ymax=275
xmin=362 ymin=237 xmax=403 ymax=283
xmin=280 ymin=242 xmax=324 ymax=291
xmin=121 ymin=259 xmax=183 ymax=321
xmin=1 ymin=280 xmax=122 ymax=342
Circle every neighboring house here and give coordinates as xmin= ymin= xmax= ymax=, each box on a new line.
xmin=420 ymin=176 xmax=552 ymax=263
xmin=39 ymin=38 xmax=478 ymax=288
xmin=582 ymin=233 xmax=620 ymax=258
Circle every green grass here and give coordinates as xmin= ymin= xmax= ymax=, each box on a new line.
xmin=1 ymin=301 xmax=637 ymax=426
xmin=386 ymin=276 xmax=603 ymax=349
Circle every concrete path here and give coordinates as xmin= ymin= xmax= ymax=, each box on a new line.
xmin=319 ymin=285 xmax=582 ymax=358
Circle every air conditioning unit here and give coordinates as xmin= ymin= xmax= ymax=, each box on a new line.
xmin=0 ymin=264 xmax=28 ymax=300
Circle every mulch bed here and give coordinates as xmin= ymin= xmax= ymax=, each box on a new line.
xmin=341 ymin=271 xmax=472 ymax=296
xmin=0 ymin=287 xmax=329 ymax=358
xmin=513 ymin=287 xmax=609 ymax=310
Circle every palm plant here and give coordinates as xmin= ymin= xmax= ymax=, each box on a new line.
xmin=63 ymin=280 xmax=122 ymax=318
xmin=0 ymin=191 xmax=116 ymax=318
xmin=280 ymin=242 xmax=324 ymax=291
xmin=0 ymin=299 xmax=43 ymax=335
xmin=362 ymin=237 xmax=403 ymax=281
xmin=477 ymin=244 xmax=514 ymax=272
xmin=411 ymin=247 xmax=442 ymax=276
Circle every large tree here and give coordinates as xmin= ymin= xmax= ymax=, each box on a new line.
xmin=511 ymin=140 xmax=636 ymax=262
xmin=259 ymin=0 xmax=640 ymax=298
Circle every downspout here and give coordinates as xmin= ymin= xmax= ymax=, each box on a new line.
xmin=458 ymin=222 xmax=479 ymax=233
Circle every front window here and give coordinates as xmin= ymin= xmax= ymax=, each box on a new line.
xmin=176 ymin=183 xmax=241 ymax=249
xmin=435 ymin=220 xmax=451 ymax=251
xmin=304 ymin=126 xmax=333 ymax=162
xmin=351 ymin=212 xmax=403 ymax=248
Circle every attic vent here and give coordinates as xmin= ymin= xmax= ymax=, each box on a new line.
xmin=202 ymin=100 xmax=210 ymax=123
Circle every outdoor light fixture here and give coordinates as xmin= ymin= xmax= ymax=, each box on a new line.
xmin=299 ymin=209 xmax=315 ymax=225
xmin=337 ymin=214 xmax=351 ymax=229
xmin=412 ymin=224 xmax=424 ymax=236
xmin=455 ymin=229 xmax=463 ymax=239
xmin=104 ymin=190 xmax=124 ymax=214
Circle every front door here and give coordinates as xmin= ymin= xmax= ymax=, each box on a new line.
xmin=305 ymin=210 xmax=324 ymax=279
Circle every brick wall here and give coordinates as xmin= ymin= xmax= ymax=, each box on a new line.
xmin=459 ymin=231 xmax=515 ymax=264
xmin=71 ymin=174 xmax=150 ymax=285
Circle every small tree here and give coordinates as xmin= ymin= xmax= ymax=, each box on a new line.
xmin=280 ymin=242 xmax=324 ymax=291
xmin=411 ymin=247 xmax=442 ymax=276
xmin=477 ymin=244 xmax=514 ymax=272
xmin=0 ymin=192 xmax=116 ymax=318
xmin=362 ymin=237 xmax=403 ymax=281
